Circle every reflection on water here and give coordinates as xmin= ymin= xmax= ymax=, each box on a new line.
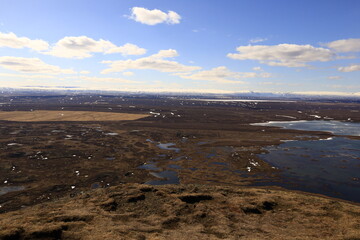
xmin=211 ymin=161 xmax=228 ymax=166
xmin=192 ymin=99 xmax=295 ymax=103
xmin=257 ymin=137 xmax=360 ymax=202
xmin=168 ymin=164 xmax=182 ymax=169
xmin=157 ymin=143 xmax=180 ymax=152
xmin=252 ymin=120 xmax=360 ymax=136
xmin=0 ymin=186 xmax=25 ymax=195
xmin=91 ymin=183 xmax=101 ymax=189
xmin=145 ymin=170 xmax=180 ymax=185
xmin=138 ymin=162 xmax=160 ymax=171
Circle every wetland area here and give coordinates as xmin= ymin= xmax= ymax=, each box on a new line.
xmin=0 ymin=94 xmax=360 ymax=239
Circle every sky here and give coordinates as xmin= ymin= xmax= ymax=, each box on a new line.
xmin=0 ymin=0 xmax=359 ymax=95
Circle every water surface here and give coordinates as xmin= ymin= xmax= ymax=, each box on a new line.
xmin=0 ymin=186 xmax=25 ymax=196
xmin=252 ymin=120 xmax=360 ymax=136
xmin=257 ymin=137 xmax=360 ymax=202
xmin=157 ymin=143 xmax=180 ymax=152
xmin=145 ymin=170 xmax=180 ymax=185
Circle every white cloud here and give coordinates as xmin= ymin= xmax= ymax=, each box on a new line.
xmin=122 ymin=71 xmax=134 ymax=76
xmin=338 ymin=64 xmax=360 ymax=72
xmin=0 ymin=73 xmax=56 ymax=79
xmin=45 ymin=36 xmax=146 ymax=59
xmin=252 ymin=66 xmax=263 ymax=71
xmin=177 ymin=66 xmax=271 ymax=83
xmin=79 ymin=76 xmax=138 ymax=83
xmin=101 ymin=49 xmax=200 ymax=74
xmin=227 ymin=44 xmax=334 ymax=67
xmin=45 ymin=36 xmax=115 ymax=59
xmin=105 ymin=43 xmax=146 ymax=55
xmin=129 ymin=7 xmax=181 ymax=25
xmin=249 ymin=38 xmax=267 ymax=44
xmin=79 ymin=70 xmax=90 ymax=74
xmin=0 ymin=32 xmax=49 ymax=51
xmin=149 ymin=49 xmax=178 ymax=59
xmin=294 ymin=91 xmax=360 ymax=97
xmin=326 ymin=38 xmax=360 ymax=52
xmin=327 ymin=76 xmax=342 ymax=80
xmin=0 ymin=56 xmax=75 ymax=74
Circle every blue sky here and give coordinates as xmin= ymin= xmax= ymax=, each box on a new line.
xmin=0 ymin=0 xmax=359 ymax=95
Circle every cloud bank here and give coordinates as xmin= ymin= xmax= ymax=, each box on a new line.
xmin=338 ymin=64 xmax=360 ymax=72
xmin=101 ymin=49 xmax=200 ymax=74
xmin=227 ymin=44 xmax=334 ymax=67
xmin=176 ymin=66 xmax=271 ymax=83
xmin=326 ymin=38 xmax=360 ymax=52
xmin=0 ymin=56 xmax=75 ymax=74
xmin=45 ymin=36 xmax=146 ymax=59
xmin=0 ymin=32 xmax=49 ymax=51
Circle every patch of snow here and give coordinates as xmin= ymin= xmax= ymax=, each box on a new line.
xmin=276 ymin=115 xmax=297 ymax=119
xmin=7 ymin=143 xmax=22 ymax=146
xmin=309 ymin=115 xmax=321 ymax=119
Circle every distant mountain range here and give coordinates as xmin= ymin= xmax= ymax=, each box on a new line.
xmin=1 ymin=87 xmax=359 ymax=101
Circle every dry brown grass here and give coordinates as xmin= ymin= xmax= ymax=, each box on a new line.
xmin=1 ymin=184 xmax=359 ymax=239
xmin=0 ymin=110 xmax=149 ymax=122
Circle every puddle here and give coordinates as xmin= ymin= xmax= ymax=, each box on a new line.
xmin=138 ymin=162 xmax=160 ymax=171
xmin=145 ymin=170 xmax=180 ymax=185
xmin=168 ymin=164 xmax=182 ymax=169
xmin=157 ymin=143 xmax=180 ymax=152
xmin=257 ymin=137 xmax=360 ymax=202
xmin=211 ymin=161 xmax=228 ymax=166
xmin=252 ymin=120 xmax=360 ymax=136
xmin=91 ymin=183 xmax=101 ymax=189
xmin=0 ymin=186 xmax=25 ymax=196
xmin=172 ymin=156 xmax=188 ymax=161
xmin=105 ymin=157 xmax=116 ymax=161
xmin=206 ymin=153 xmax=217 ymax=158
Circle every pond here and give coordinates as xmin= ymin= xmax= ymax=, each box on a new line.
xmin=257 ymin=137 xmax=360 ymax=202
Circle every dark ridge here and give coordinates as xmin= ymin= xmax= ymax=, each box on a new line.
xmin=178 ymin=195 xmax=213 ymax=204
xmin=127 ymin=194 xmax=146 ymax=203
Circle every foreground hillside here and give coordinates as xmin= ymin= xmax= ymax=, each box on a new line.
xmin=1 ymin=183 xmax=359 ymax=240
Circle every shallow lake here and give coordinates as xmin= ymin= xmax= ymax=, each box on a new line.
xmin=257 ymin=137 xmax=360 ymax=202
xmin=252 ymin=120 xmax=360 ymax=136
xmin=252 ymin=120 xmax=360 ymax=202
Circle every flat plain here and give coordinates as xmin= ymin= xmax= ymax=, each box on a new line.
xmin=0 ymin=95 xmax=359 ymax=239
xmin=0 ymin=110 xmax=149 ymax=122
